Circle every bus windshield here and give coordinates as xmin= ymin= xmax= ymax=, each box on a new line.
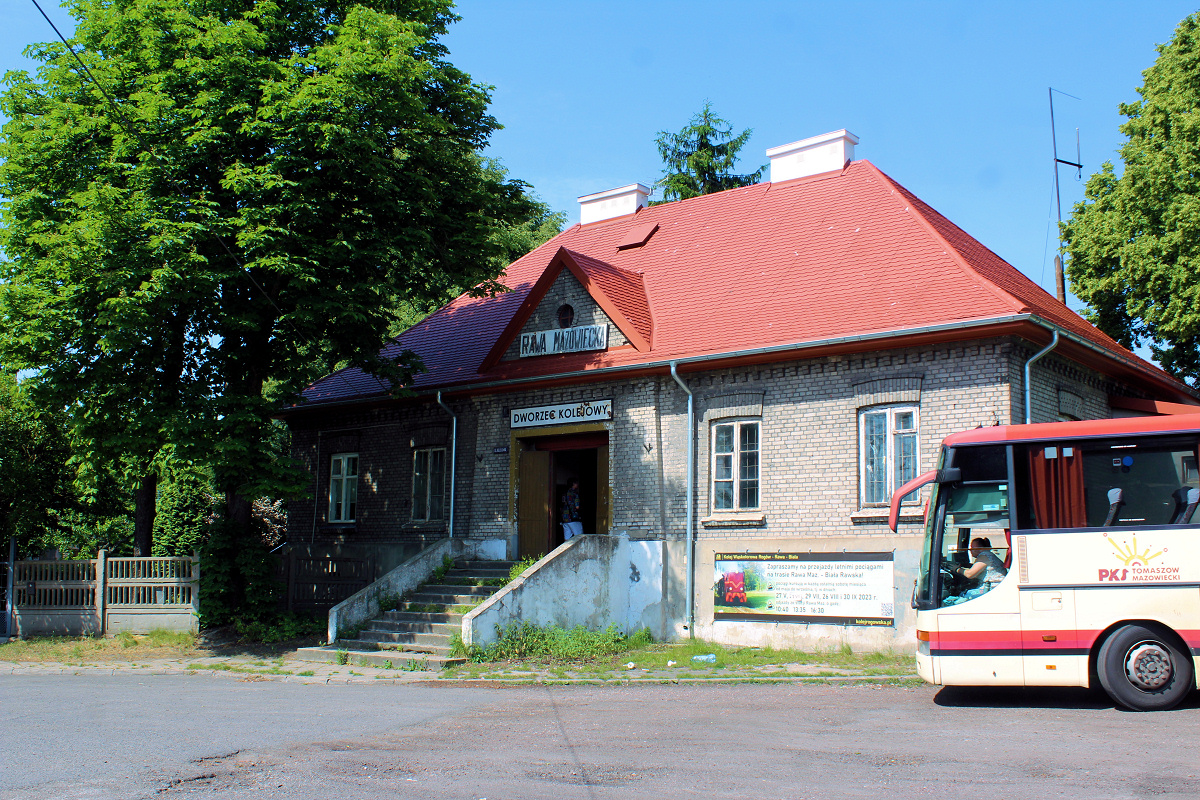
xmin=916 ymin=444 xmax=1010 ymax=609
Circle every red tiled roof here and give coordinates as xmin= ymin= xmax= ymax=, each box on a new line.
xmin=299 ymin=161 xmax=1192 ymax=406
xmin=561 ymin=248 xmax=652 ymax=349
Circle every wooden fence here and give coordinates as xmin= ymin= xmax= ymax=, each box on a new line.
xmin=10 ymin=550 xmax=199 ymax=637
xmin=279 ymin=547 xmax=377 ymax=615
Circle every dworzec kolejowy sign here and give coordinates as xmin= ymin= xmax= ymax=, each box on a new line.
xmin=519 ymin=324 xmax=608 ymax=357
xmin=714 ymin=552 xmax=895 ymax=626
xmin=510 ymin=399 xmax=613 ymax=429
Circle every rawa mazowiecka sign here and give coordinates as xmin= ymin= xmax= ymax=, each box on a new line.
xmin=714 ymin=552 xmax=895 ymax=626
xmin=510 ymin=399 xmax=613 ymax=429
xmin=519 ymin=324 xmax=608 ymax=357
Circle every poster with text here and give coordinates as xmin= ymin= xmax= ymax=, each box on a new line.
xmin=713 ymin=552 xmax=895 ymax=626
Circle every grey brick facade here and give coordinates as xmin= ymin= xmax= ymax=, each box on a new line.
xmin=286 ymin=332 xmax=1156 ymax=649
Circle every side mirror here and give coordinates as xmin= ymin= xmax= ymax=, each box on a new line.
xmin=889 ymin=470 xmax=938 ymax=532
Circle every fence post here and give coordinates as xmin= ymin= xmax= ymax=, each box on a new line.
xmin=95 ymin=549 xmax=107 ymax=636
xmin=5 ymin=538 xmax=14 ymax=639
xmin=191 ymin=550 xmax=201 ymax=622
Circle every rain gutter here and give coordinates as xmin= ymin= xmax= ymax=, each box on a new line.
xmin=436 ymin=391 xmax=457 ymax=539
xmin=1023 ymin=330 xmax=1060 ymax=425
xmin=669 ymin=361 xmax=696 ymax=638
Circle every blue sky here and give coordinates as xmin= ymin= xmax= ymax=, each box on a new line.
xmin=4 ymin=1 xmax=1198 ymax=311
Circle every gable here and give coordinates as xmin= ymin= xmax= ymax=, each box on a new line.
xmin=500 ymin=268 xmax=630 ymax=362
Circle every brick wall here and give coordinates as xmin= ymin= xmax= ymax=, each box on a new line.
xmin=500 ymin=268 xmax=630 ymax=362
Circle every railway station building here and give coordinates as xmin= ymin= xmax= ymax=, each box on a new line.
xmin=281 ymin=130 xmax=1198 ymax=650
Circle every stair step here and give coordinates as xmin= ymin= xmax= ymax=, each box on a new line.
xmin=337 ymin=638 xmax=454 ymax=656
xmin=369 ymin=618 xmax=459 ymax=635
xmin=406 ymin=592 xmax=491 ymax=606
xmin=383 ymin=610 xmax=462 ymax=623
xmin=356 ymin=630 xmax=450 ymax=647
xmin=419 ymin=583 xmax=497 ymax=595
xmin=294 ymin=645 xmax=462 ymax=670
xmin=456 ymin=560 xmax=514 ymax=569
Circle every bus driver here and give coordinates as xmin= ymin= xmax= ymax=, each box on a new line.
xmin=943 ymin=537 xmax=1007 ymax=605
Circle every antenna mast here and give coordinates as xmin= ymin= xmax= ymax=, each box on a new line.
xmin=1050 ymin=87 xmax=1083 ymax=304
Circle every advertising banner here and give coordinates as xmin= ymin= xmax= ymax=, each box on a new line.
xmin=714 ymin=552 xmax=895 ymax=626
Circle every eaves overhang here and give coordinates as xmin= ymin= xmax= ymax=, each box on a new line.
xmin=280 ymin=313 xmax=1199 ymax=421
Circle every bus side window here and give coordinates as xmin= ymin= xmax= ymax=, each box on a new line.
xmin=1016 ymin=437 xmax=1200 ymax=529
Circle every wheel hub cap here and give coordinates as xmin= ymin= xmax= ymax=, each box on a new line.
xmin=1125 ymin=642 xmax=1173 ymax=690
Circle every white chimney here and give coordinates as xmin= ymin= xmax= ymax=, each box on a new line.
xmin=766 ymin=129 xmax=859 ymax=183
xmin=578 ymin=183 xmax=650 ymax=225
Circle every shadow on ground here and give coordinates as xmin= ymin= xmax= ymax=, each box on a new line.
xmin=934 ymin=684 xmax=1200 ymax=712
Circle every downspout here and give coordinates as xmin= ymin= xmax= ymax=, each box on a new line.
xmin=669 ymin=361 xmax=696 ymax=638
xmin=436 ymin=391 xmax=457 ymax=539
xmin=1024 ymin=330 xmax=1060 ymax=424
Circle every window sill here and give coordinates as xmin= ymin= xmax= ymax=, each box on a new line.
xmin=701 ymin=512 xmax=766 ymax=528
xmin=850 ymin=507 xmax=924 ymax=525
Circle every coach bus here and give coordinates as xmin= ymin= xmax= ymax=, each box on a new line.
xmin=890 ymin=414 xmax=1200 ymax=711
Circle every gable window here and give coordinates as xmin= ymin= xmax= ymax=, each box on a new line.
xmin=412 ymin=447 xmax=446 ymax=522
xmin=860 ymin=405 xmax=919 ymax=506
xmin=557 ymin=304 xmax=575 ymax=328
xmin=329 ymin=453 xmax=358 ymax=523
xmin=712 ymin=420 xmax=760 ymax=511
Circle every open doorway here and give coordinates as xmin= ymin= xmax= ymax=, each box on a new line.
xmin=516 ymin=432 xmax=609 ymax=558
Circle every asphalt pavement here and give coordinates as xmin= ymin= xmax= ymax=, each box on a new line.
xmin=3 ymin=673 xmax=1199 ymax=799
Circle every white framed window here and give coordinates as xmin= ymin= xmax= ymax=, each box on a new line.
xmin=329 ymin=453 xmax=358 ymax=523
xmin=412 ymin=447 xmax=446 ymax=522
xmin=711 ymin=420 xmax=760 ymax=511
xmin=859 ymin=405 xmax=919 ymax=507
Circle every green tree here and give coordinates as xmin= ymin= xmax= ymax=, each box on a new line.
xmin=654 ymin=102 xmax=763 ymax=203
xmin=0 ymin=372 xmax=130 ymax=557
xmin=0 ymin=372 xmax=74 ymax=553
xmin=1064 ymin=12 xmax=1200 ymax=383
xmin=152 ymin=466 xmax=215 ymax=557
xmin=1 ymin=0 xmax=546 ymax=610
xmin=388 ymin=158 xmax=565 ymax=336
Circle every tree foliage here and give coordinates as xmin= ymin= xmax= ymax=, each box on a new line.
xmin=1064 ymin=13 xmax=1200 ymax=383
xmin=0 ymin=0 xmax=549 ymax=555
xmin=0 ymin=372 xmax=133 ymax=557
xmin=653 ymin=102 xmax=763 ymax=203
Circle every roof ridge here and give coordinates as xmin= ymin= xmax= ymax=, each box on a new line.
xmin=858 ymin=161 xmax=1027 ymax=315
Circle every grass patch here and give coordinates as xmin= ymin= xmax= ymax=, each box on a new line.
xmin=0 ymin=630 xmax=200 ymax=663
xmin=442 ymin=636 xmax=916 ymax=681
xmin=456 ymin=622 xmax=653 ymax=664
xmin=507 ymin=554 xmax=542 ymax=582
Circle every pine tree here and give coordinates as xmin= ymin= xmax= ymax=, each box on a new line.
xmin=654 ymin=103 xmax=764 ymax=202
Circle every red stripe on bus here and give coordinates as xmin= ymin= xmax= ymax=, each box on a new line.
xmin=934 ymin=629 xmax=1200 ymax=651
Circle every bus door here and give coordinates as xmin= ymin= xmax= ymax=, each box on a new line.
xmin=927 ymin=459 xmax=1023 ymax=686
xmin=935 ymin=522 xmax=1023 ymax=685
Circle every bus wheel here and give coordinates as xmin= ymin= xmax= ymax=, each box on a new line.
xmin=1097 ymin=624 xmax=1194 ymax=711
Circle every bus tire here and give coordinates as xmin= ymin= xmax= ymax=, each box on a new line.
xmin=1097 ymin=624 xmax=1194 ymax=711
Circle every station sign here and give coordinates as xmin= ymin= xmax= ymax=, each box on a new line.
xmin=510 ymin=399 xmax=613 ymax=429
xmin=519 ymin=324 xmax=608 ymax=357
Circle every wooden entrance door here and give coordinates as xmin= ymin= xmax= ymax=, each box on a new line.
xmin=595 ymin=444 xmax=609 ymax=535
xmin=518 ymin=450 xmax=551 ymax=557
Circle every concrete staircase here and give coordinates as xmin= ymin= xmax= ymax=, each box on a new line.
xmin=296 ymin=559 xmax=512 ymax=671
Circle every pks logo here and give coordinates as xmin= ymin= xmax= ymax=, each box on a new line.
xmin=1098 ymin=534 xmax=1165 ymax=582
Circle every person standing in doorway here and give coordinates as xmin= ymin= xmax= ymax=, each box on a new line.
xmin=561 ymin=478 xmax=583 ymax=540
